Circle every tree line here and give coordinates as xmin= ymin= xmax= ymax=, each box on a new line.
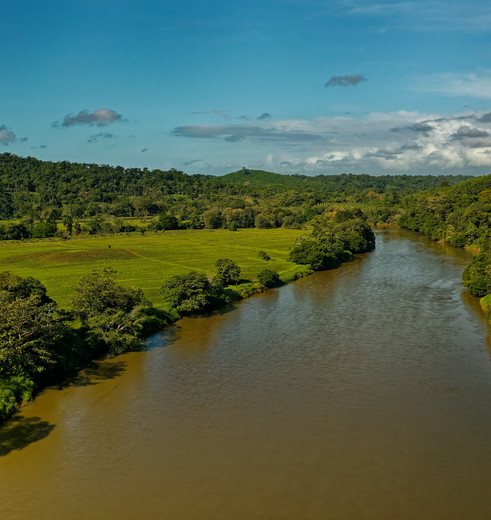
xmin=396 ymin=175 xmax=490 ymax=299
xmin=0 ymin=153 xmax=470 ymax=240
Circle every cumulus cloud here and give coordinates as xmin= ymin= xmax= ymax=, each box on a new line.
xmin=54 ymin=108 xmax=123 ymax=127
xmin=173 ymin=109 xmax=491 ymax=174
xmin=477 ymin=112 xmax=491 ymax=123
xmin=87 ymin=132 xmax=117 ymax=143
xmin=408 ymin=122 xmax=434 ymax=133
xmin=325 ymin=75 xmax=367 ymax=87
xmin=451 ymin=125 xmax=489 ymax=139
xmin=0 ymin=125 xmax=16 ymax=145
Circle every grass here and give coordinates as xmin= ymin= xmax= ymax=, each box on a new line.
xmin=0 ymin=228 xmax=308 ymax=308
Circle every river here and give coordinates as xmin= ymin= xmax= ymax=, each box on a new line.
xmin=1 ymin=227 xmax=490 ymax=520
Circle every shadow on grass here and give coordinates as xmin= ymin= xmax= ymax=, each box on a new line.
xmin=0 ymin=415 xmax=55 ymax=457
xmin=54 ymin=359 xmax=127 ymax=389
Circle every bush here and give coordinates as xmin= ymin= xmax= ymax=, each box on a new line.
xmin=161 ymin=271 xmax=213 ymax=315
xmin=257 ymin=250 xmax=271 ymax=261
xmin=215 ymin=258 xmax=241 ymax=285
xmin=71 ymin=269 xmax=149 ymax=353
xmin=257 ymin=269 xmax=280 ymax=288
xmin=32 ymin=221 xmax=57 ymax=238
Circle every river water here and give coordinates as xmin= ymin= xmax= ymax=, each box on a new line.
xmin=1 ymin=228 xmax=490 ymax=520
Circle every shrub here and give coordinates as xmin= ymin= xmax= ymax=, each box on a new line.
xmin=161 ymin=271 xmax=213 ymax=315
xmin=215 ymin=258 xmax=241 ymax=285
xmin=257 ymin=269 xmax=280 ymax=288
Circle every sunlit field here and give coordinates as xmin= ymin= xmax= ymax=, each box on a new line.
xmin=0 ymin=228 xmax=306 ymax=308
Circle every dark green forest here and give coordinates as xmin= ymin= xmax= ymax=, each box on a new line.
xmin=0 ymin=153 xmax=471 ymax=239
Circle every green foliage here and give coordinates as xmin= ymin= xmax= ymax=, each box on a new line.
xmin=0 ymin=153 xmax=472 ymax=240
xmin=290 ymin=211 xmax=375 ymax=271
xmin=0 ymin=288 xmax=68 ymax=380
xmin=0 ymin=375 xmax=34 ymax=421
xmin=396 ymin=175 xmax=490 ymax=304
xmin=398 ymin=175 xmax=491 ymax=249
xmin=215 ymin=258 xmax=241 ymax=285
xmin=481 ymin=294 xmax=491 ymax=324
xmin=257 ymin=269 xmax=281 ymax=288
xmin=71 ymin=269 xmax=148 ymax=353
xmin=161 ymin=271 xmax=213 ymax=315
xmin=0 ymin=271 xmax=53 ymax=304
xmin=150 ymin=212 xmax=179 ymax=231
xmin=462 ymin=253 xmax=491 ymax=297
xmin=257 ymin=250 xmax=271 ymax=261
xmin=32 ymin=221 xmax=57 ymax=238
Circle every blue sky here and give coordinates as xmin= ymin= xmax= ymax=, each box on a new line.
xmin=2 ymin=0 xmax=491 ymax=176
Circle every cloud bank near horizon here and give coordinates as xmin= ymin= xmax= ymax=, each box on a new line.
xmin=172 ymin=110 xmax=491 ymax=174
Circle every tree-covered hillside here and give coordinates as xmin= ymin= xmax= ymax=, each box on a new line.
xmin=0 ymin=153 xmax=471 ymax=224
xmin=222 ymin=168 xmax=471 ymax=193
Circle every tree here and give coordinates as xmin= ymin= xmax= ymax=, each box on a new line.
xmin=32 ymin=221 xmax=57 ymax=238
xmin=0 ymin=273 xmax=70 ymax=382
xmin=462 ymin=253 xmax=491 ymax=297
xmin=0 ymin=293 xmax=66 ymax=379
xmin=71 ymin=269 xmax=148 ymax=353
xmin=257 ymin=269 xmax=280 ymax=288
xmin=161 ymin=272 xmax=212 ymax=315
xmin=215 ymin=258 xmax=241 ymax=285
xmin=0 ymin=271 xmax=53 ymax=304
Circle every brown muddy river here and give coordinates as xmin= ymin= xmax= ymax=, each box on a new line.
xmin=1 ymin=227 xmax=490 ymax=520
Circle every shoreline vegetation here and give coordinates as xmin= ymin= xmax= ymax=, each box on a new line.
xmin=0 ymin=215 xmax=374 ymax=424
xmin=0 ymin=153 xmax=489 ymax=425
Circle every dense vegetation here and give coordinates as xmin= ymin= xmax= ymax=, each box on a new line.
xmin=0 ymin=153 xmax=470 ymax=239
xmin=396 ymin=175 xmax=490 ymax=298
xmin=0 ymin=152 xmax=489 ymax=423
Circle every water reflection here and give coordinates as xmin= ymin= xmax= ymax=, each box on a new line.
xmin=0 ymin=415 xmax=55 ymax=457
xmin=0 ymin=228 xmax=490 ymax=520
xmin=55 ymin=360 xmax=128 ymax=389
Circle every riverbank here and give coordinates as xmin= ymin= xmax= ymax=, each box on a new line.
xmin=0 ymin=229 xmax=314 ymax=425
xmin=2 ymin=227 xmax=490 ymax=520
xmin=481 ymin=294 xmax=491 ymax=324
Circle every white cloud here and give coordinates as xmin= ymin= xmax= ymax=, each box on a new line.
xmin=55 ymin=108 xmax=124 ymax=127
xmin=173 ymin=110 xmax=491 ymax=174
xmin=0 ymin=125 xmax=16 ymax=145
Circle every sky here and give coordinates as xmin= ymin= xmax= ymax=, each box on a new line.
xmin=1 ymin=0 xmax=491 ymax=176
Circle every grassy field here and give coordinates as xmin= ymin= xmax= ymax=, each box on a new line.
xmin=0 ymin=228 xmax=307 ymax=308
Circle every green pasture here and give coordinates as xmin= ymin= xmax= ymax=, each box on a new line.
xmin=0 ymin=228 xmax=306 ymax=308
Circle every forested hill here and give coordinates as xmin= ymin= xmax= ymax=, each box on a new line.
xmin=222 ymin=168 xmax=471 ymax=192
xmin=0 ymin=153 xmax=473 ymax=220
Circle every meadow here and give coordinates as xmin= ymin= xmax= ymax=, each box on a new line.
xmin=0 ymin=228 xmax=307 ymax=308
